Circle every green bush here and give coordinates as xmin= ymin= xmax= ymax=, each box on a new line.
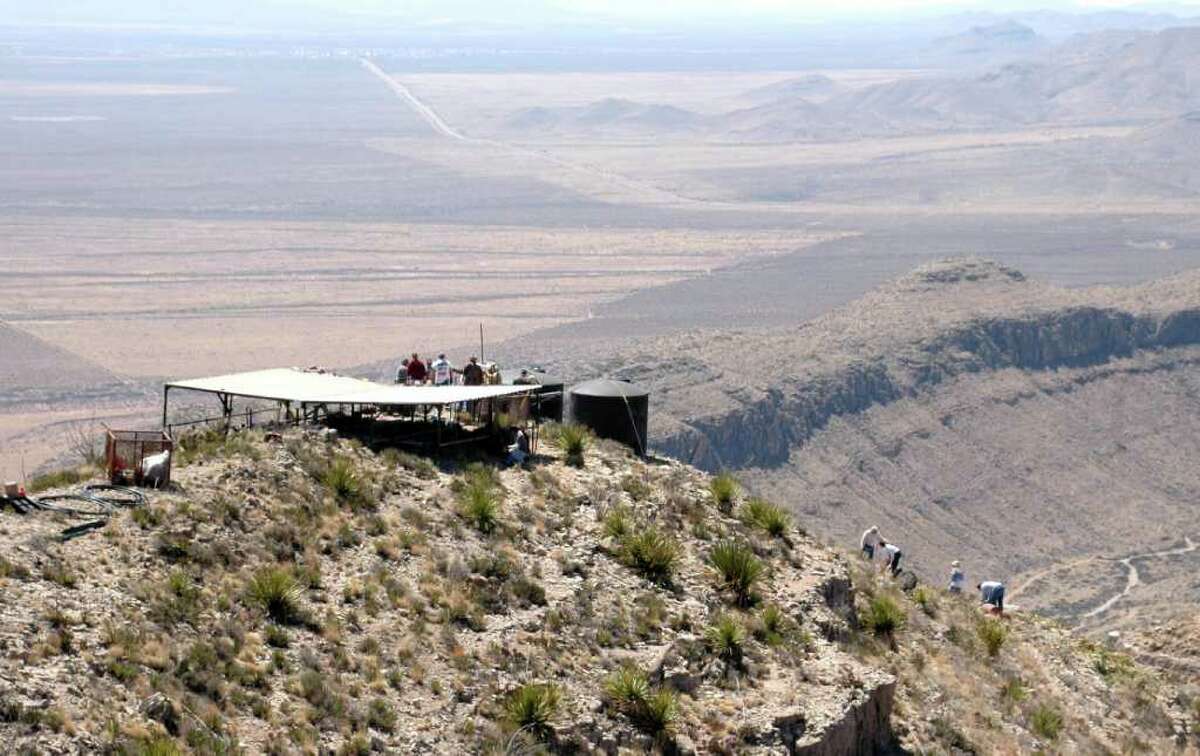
xmin=705 ymin=614 xmax=746 ymax=668
xmin=742 ymin=498 xmax=791 ymax=538
xmin=861 ymin=595 xmax=906 ymax=638
xmin=380 ymin=447 xmax=438 ymax=479
xmin=977 ymin=618 xmax=1008 ymax=658
xmin=1030 ymin=703 xmax=1063 ymax=741
xmin=1092 ymin=649 xmax=1135 ymax=682
xmin=709 ymin=473 xmax=739 ymax=512
xmin=553 ymin=423 xmax=590 ymax=467
xmin=709 ymin=540 xmax=764 ymax=606
xmin=505 ymin=683 xmax=560 ymax=740
xmin=620 ymin=527 xmax=680 ymax=585
xmin=245 ymin=568 xmax=304 ymax=625
xmin=602 ymin=668 xmax=676 ymax=735
xmin=1000 ymin=677 xmax=1028 ymax=704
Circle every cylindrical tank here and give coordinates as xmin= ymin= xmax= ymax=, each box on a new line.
xmin=569 ymin=379 xmax=649 ymax=456
xmin=530 ymin=371 xmax=565 ymax=423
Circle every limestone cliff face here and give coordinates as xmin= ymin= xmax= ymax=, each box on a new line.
xmin=648 ymin=262 xmax=1200 ymax=472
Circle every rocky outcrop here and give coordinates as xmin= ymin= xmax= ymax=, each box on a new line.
xmin=793 ymin=678 xmax=896 ymax=756
xmin=650 ymin=262 xmax=1200 ymax=471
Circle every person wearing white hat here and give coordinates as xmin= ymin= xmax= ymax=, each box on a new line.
xmin=860 ymin=525 xmax=882 ymax=562
xmin=948 ymin=560 xmax=965 ymax=593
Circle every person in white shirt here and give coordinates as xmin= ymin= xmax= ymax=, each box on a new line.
xmin=860 ymin=525 xmax=882 ymax=561
xmin=430 ymin=353 xmax=453 ymax=386
xmin=948 ymin=561 xmax=965 ymax=593
xmin=879 ymin=541 xmax=903 ymax=577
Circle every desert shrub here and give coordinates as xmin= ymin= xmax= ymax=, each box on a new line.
xmin=602 ymin=505 xmax=633 ymax=540
xmin=861 ymin=595 xmax=906 ymax=639
xmin=129 ymin=736 xmax=184 ymax=756
xmin=709 ymin=473 xmax=739 ymax=513
xmin=380 ymin=447 xmax=438 ymax=479
xmin=977 ymin=618 xmax=1008 ymax=658
xmin=742 ymin=498 xmax=791 ymax=538
xmin=505 ymin=683 xmax=560 ymax=740
xmin=337 ymin=735 xmax=371 ymax=756
xmin=621 ymin=474 xmax=653 ymax=501
xmin=151 ymin=569 xmax=202 ymax=625
xmin=705 ymin=614 xmax=746 ymax=668
xmin=1093 ymin=649 xmax=1135 ymax=683
xmin=912 ymin=586 xmax=937 ymax=616
xmin=367 ymin=697 xmax=397 ymax=733
xmin=0 ymin=556 xmax=31 ymax=581
xmin=42 ymin=560 xmax=78 ymax=589
xmin=552 ymin=423 xmax=590 ymax=467
xmin=1000 ymin=677 xmax=1028 ymax=704
xmin=1030 ymin=703 xmax=1063 ymax=741
xmin=709 ymin=540 xmax=764 ymax=606
xmin=27 ymin=467 xmax=89 ymax=494
xmin=620 ymin=527 xmax=680 ymax=585
xmin=245 ymin=568 xmax=304 ymax=625
xmin=755 ymin=604 xmax=788 ymax=647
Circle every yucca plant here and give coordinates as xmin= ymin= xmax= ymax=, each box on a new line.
xmin=505 ymin=683 xmax=561 ymax=740
xmin=459 ymin=484 xmax=500 ymax=533
xmin=709 ymin=539 xmax=764 ymax=606
xmin=322 ymin=456 xmax=361 ymax=503
xmin=705 ymin=613 xmax=746 ymax=669
xmin=603 ymin=666 xmax=651 ymax=709
xmin=1029 ymin=703 xmax=1063 ymax=741
xmin=742 ymin=497 xmax=791 ymax=538
xmin=709 ymin=473 xmax=739 ymax=513
xmin=638 ymin=689 xmax=679 ymax=735
xmin=246 ymin=567 xmax=304 ymax=625
xmin=620 ymin=527 xmax=680 ymax=585
xmin=554 ymin=423 xmax=590 ymax=467
xmin=602 ymin=505 xmax=633 ymax=540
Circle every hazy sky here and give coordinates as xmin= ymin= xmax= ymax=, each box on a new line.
xmin=6 ymin=0 xmax=1200 ymax=29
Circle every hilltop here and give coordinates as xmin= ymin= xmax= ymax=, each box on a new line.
xmin=1 ymin=428 xmax=1197 ymax=753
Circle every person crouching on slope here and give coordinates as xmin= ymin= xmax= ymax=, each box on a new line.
xmin=978 ymin=580 xmax=1005 ymax=615
xmin=879 ymin=540 xmax=903 ymax=577
xmin=860 ymin=525 xmax=882 ymax=561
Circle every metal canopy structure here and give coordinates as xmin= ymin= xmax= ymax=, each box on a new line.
xmin=161 ymin=367 xmax=536 ymax=430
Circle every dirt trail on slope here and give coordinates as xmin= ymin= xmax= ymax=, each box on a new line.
xmin=1081 ymin=536 xmax=1198 ymax=620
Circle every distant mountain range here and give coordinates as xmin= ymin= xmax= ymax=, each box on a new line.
xmin=498 ymin=25 xmax=1200 ymax=142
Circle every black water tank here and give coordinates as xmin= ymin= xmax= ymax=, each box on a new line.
xmin=530 ymin=371 xmax=565 ymax=423
xmin=570 ymin=379 xmax=649 ymax=456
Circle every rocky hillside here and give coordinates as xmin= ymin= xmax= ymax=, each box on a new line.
xmin=568 ymin=258 xmax=1200 ymax=631
xmin=1 ymin=428 xmax=1196 ymax=753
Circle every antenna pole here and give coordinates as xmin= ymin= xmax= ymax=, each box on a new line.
xmin=479 ymin=323 xmax=485 ymax=362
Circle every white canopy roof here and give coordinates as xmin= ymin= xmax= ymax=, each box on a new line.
xmin=166 ymin=368 xmax=535 ymax=406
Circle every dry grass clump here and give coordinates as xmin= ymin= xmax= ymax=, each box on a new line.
xmin=709 ymin=540 xmax=764 ymax=606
